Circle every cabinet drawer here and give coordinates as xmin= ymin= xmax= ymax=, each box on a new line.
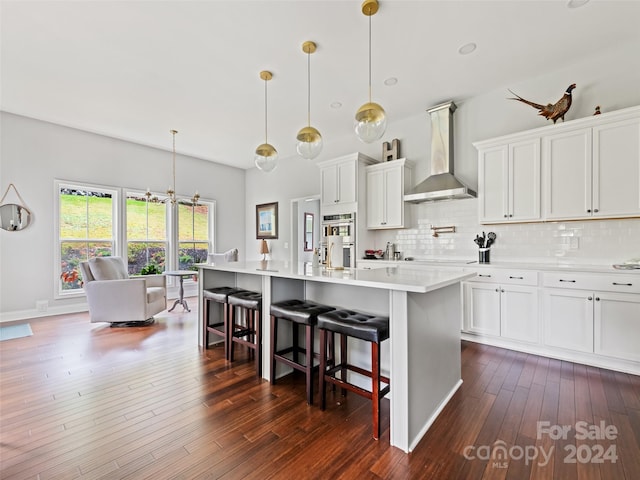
xmin=543 ymin=272 xmax=640 ymax=294
xmin=469 ymin=268 xmax=538 ymax=286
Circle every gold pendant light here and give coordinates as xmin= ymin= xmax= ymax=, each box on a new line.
xmin=255 ymin=70 xmax=278 ymax=172
xmin=166 ymin=130 xmax=199 ymax=205
xmin=355 ymin=0 xmax=387 ymax=143
xmin=296 ymin=41 xmax=323 ymax=160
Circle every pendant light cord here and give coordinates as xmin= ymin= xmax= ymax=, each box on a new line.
xmin=264 ymin=79 xmax=268 ymax=144
xmin=172 ymin=130 xmax=177 ymax=201
xmin=368 ymin=12 xmax=372 ymax=104
xmin=307 ymin=49 xmax=311 ymax=127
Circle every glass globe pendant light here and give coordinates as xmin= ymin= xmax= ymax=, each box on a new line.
xmin=296 ymin=41 xmax=323 ymax=160
xmin=355 ymin=0 xmax=387 ymax=143
xmin=255 ymin=70 xmax=278 ymax=172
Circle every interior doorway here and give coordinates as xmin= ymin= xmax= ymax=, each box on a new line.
xmin=290 ymin=195 xmax=320 ymax=264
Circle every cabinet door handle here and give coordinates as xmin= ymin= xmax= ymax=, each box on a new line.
xmin=501 ymin=289 xmax=505 ymax=293
xmin=588 ymin=296 xmax=593 ymax=301
xmin=587 ymin=209 xmax=591 ymax=213
xmin=595 ymin=297 xmax=600 ymax=301
xmin=559 ymin=279 xmax=576 ymax=283
xmin=509 ymin=214 xmax=513 ymax=218
xmin=479 ymin=274 xmax=492 ymax=277
xmin=613 ymin=282 xmax=632 ymax=286
xmin=594 ymin=208 xmax=599 ymax=213
xmin=504 ymin=214 xmax=508 ymax=218
xmin=495 ymin=288 xmax=500 ymax=292
xmin=509 ymin=276 xmax=524 ymax=280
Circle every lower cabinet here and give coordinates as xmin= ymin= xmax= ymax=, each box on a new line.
xmin=594 ymin=292 xmax=640 ymax=362
xmin=464 ymin=281 xmax=539 ymax=344
xmin=542 ymin=288 xmax=640 ymax=361
xmin=542 ymin=288 xmax=594 ymax=353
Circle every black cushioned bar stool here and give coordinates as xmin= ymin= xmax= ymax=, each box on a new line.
xmin=228 ymin=290 xmax=263 ymax=376
xmin=270 ymin=299 xmax=336 ymax=405
xmin=318 ymin=309 xmax=390 ymax=440
xmin=203 ymin=286 xmax=246 ymax=358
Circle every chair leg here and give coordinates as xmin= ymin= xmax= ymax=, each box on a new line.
xmin=340 ymin=335 xmax=348 ymax=397
xmin=203 ymin=298 xmax=209 ymax=349
xmin=228 ymin=304 xmax=235 ymax=361
xmin=372 ymin=341 xmax=380 ymax=440
xmin=270 ymin=315 xmax=277 ymax=384
xmin=319 ymin=329 xmax=327 ymax=410
xmin=255 ymin=310 xmax=262 ymax=377
xmin=305 ymin=324 xmax=314 ymax=405
xmin=292 ymin=322 xmax=299 ymax=364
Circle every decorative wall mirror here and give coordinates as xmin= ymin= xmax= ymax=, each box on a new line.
xmin=0 ymin=184 xmax=32 ymax=232
xmin=304 ymin=212 xmax=314 ymax=251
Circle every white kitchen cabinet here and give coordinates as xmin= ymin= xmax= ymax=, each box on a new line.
xmin=542 ymin=288 xmax=594 ymax=353
xmin=543 ymin=115 xmax=640 ymax=220
xmin=318 ymin=153 xmax=377 ymax=211
xmin=594 ymin=292 xmax=640 ymax=362
xmin=475 ymin=105 xmax=640 ymax=224
xmin=366 ymin=158 xmax=411 ymax=229
xmin=464 ymin=282 xmax=501 ymax=336
xmin=543 ymin=128 xmax=592 ymax=220
xmin=542 ymin=271 xmax=640 ymax=361
xmin=477 ymin=138 xmax=540 ymax=224
xmin=321 ymin=160 xmax=356 ymax=207
xmin=463 ymin=269 xmax=539 ymax=343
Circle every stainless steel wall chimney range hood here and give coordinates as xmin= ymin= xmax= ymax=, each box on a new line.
xmin=404 ymin=101 xmax=476 ymax=203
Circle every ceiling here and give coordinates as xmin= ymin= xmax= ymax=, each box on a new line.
xmin=2 ymin=0 xmax=640 ymax=170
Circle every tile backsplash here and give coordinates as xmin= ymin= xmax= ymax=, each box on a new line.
xmin=387 ymin=198 xmax=640 ymax=265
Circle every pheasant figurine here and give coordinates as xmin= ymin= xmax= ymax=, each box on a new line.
xmin=508 ymin=84 xmax=576 ymax=123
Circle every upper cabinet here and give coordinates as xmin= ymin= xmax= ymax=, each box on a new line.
xmin=544 ymin=117 xmax=640 ymax=220
xmin=477 ymin=139 xmax=540 ymax=223
xmin=318 ymin=153 xmax=377 ymax=212
xmin=366 ymin=158 xmax=412 ymax=229
xmin=475 ymin=105 xmax=640 ymax=224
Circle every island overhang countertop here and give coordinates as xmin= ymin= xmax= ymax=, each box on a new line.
xmin=197 ymin=260 xmax=476 ymax=293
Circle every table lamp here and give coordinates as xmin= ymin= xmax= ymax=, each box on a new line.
xmin=260 ymin=239 xmax=269 ymax=260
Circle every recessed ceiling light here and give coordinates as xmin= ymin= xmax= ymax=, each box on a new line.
xmin=567 ymin=0 xmax=589 ymax=8
xmin=384 ymin=77 xmax=398 ymax=86
xmin=331 ymin=102 xmax=342 ymax=109
xmin=458 ymin=42 xmax=477 ymax=55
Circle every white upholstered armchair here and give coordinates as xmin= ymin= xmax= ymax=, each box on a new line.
xmin=79 ymin=257 xmax=167 ymax=326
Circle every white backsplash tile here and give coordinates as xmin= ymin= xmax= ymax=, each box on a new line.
xmin=382 ymin=198 xmax=640 ymax=265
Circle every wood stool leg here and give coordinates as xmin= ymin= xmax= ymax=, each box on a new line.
xmin=255 ymin=310 xmax=262 ymax=377
xmin=203 ymin=298 xmax=209 ymax=349
xmin=270 ymin=315 xmax=277 ymax=384
xmin=319 ymin=329 xmax=327 ymax=410
xmin=340 ymin=334 xmax=348 ymax=397
xmin=292 ymin=322 xmax=299 ymax=364
xmin=228 ymin=304 xmax=236 ymax=361
xmin=372 ymin=341 xmax=381 ymax=440
xmin=305 ymin=324 xmax=314 ymax=405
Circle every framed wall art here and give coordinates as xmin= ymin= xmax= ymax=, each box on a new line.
xmin=256 ymin=202 xmax=278 ymax=239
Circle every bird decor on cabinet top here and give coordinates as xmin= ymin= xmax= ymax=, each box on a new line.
xmin=594 ymin=105 xmax=601 ymax=115
xmin=507 ymin=83 xmax=576 ymax=124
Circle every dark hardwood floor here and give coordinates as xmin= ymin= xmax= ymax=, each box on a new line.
xmin=1 ymin=299 xmax=639 ymax=479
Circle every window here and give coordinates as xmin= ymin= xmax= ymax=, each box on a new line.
xmin=57 ymin=182 xmax=118 ymax=294
xmin=126 ymin=191 xmax=167 ymax=275
xmin=56 ymin=181 xmax=215 ymax=294
xmin=178 ymin=199 xmax=213 ymax=271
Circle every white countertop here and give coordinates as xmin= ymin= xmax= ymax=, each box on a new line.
xmin=359 ymin=258 xmax=640 ymax=275
xmin=198 ymin=260 xmax=476 ymax=293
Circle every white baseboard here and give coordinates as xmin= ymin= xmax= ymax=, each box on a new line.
xmin=461 ymin=332 xmax=640 ymax=376
xmin=408 ymin=379 xmax=463 ymax=453
xmin=0 ymin=302 xmax=89 ymax=324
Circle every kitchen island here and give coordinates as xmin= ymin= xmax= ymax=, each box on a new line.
xmin=197 ymin=260 xmax=475 ymax=452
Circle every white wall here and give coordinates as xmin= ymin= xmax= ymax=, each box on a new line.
xmin=245 ymin=39 xmax=640 ymax=264
xmin=0 ymin=113 xmax=245 ymax=319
